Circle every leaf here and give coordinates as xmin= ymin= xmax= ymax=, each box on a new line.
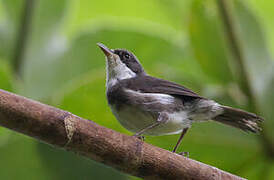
xmin=241 ymin=157 xmax=271 ymax=180
xmin=246 ymin=0 xmax=274 ymax=58
xmin=0 ymin=131 xmax=127 ymax=180
xmin=36 ymin=142 xmax=127 ymax=180
xmin=188 ymin=0 xmax=234 ymax=84
xmin=1 ymin=0 xmax=23 ymax=27
xmin=18 ymin=0 xmax=68 ymax=100
xmin=0 ymin=133 xmax=53 ymax=180
xmin=233 ymin=0 xmax=273 ymax=96
xmin=260 ymin=72 xmax=274 ymax=142
xmin=0 ymin=59 xmax=13 ymax=91
xmin=232 ymin=0 xmax=274 ymax=151
xmin=65 ymin=0 xmax=188 ymax=36
xmin=0 ymin=0 xmax=23 ymax=59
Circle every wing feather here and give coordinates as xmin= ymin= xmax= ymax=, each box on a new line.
xmin=120 ymin=75 xmax=204 ymax=100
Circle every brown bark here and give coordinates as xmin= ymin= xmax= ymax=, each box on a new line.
xmin=0 ymin=89 xmax=245 ymax=180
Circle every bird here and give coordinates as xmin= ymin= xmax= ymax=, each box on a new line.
xmin=97 ymin=43 xmax=263 ymax=154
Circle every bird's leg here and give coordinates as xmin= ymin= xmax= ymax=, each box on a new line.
xmin=133 ymin=112 xmax=168 ymax=137
xmin=172 ymin=128 xmax=189 ymax=156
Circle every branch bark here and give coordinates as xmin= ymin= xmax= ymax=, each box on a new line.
xmin=0 ymin=89 xmax=245 ymax=180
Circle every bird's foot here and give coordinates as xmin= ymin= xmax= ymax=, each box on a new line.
xmin=132 ymin=135 xmax=145 ymax=141
xmin=178 ymin=151 xmax=189 ymax=157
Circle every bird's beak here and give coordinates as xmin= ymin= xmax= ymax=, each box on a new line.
xmin=97 ymin=43 xmax=114 ymax=57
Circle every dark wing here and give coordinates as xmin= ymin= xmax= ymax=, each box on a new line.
xmin=120 ymin=75 xmax=204 ymax=101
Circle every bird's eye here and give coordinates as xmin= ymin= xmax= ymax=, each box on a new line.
xmin=124 ymin=53 xmax=130 ymax=59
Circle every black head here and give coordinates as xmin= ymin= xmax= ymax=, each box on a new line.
xmin=113 ymin=49 xmax=145 ymax=74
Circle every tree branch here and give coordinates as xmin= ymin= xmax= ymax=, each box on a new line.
xmin=0 ymin=89 xmax=245 ymax=180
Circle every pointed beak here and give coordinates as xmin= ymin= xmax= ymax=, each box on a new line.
xmin=97 ymin=43 xmax=114 ymax=57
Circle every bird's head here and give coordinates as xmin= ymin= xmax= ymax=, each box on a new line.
xmin=97 ymin=43 xmax=145 ymax=87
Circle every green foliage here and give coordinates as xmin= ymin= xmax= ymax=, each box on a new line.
xmin=0 ymin=60 xmax=13 ymax=91
xmin=248 ymin=0 xmax=274 ymax=57
xmin=0 ymin=0 xmax=273 ymax=179
xmin=189 ymin=0 xmax=234 ymax=84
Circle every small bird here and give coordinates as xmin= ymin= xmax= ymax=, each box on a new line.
xmin=97 ymin=43 xmax=263 ymax=154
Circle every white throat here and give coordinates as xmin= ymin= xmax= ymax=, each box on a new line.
xmin=105 ymin=56 xmax=136 ymax=89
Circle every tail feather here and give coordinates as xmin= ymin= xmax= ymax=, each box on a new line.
xmin=213 ymin=106 xmax=263 ymax=133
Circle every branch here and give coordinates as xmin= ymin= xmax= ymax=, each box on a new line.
xmin=0 ymin=89 xmax=245 ymax=180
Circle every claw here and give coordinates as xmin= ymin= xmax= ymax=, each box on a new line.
xmin=178 ymin=151 xmax=189 ymax=157
xmin=132 ymin=135 xmax=145 ymax=141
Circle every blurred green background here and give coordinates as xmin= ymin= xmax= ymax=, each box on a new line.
xmin=0 ymin=0 xmax=273 ymax=179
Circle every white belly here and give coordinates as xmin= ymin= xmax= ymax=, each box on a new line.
xmin=111 ymin=106 xmax=192 ymax=136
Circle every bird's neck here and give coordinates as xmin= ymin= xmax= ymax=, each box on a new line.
xmin=106 ymin=60 xmax=136 ymax=89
